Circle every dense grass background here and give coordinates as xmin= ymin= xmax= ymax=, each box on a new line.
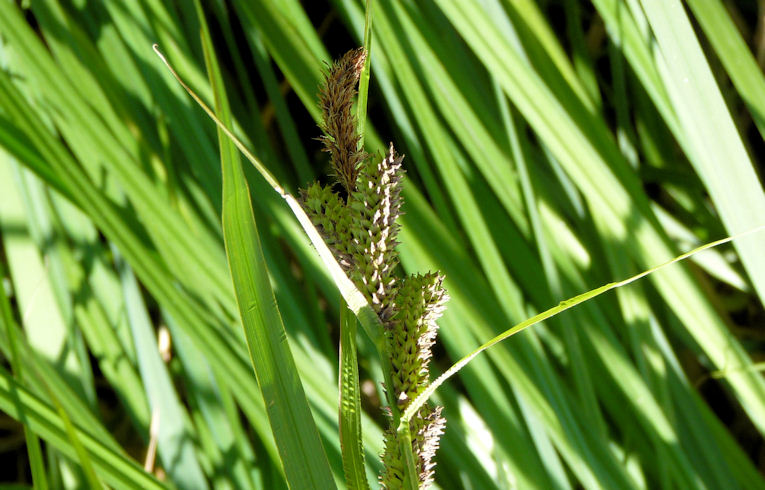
xmin=0 ymin=0 xmax=764 ymax=488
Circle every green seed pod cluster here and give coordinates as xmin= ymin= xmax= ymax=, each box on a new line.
xmin=302 ymin=143 xmax=405 ymax=322
xmin=347 ymin=144 xmax=404 ymax=322
xmin=302 ymin=47 xmax=448 ymax=489
xmin=381 ymin=405 xmax=445 ymax=489
xmin=301 ymin=182 xmax=354 ymax=270
xmin=388 ymin=273 xmax=448 ymax=408
xmin=381 ymin=272 xmax=448 ymax=489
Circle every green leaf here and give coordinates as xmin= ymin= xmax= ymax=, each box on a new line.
xmin=638 ymin=0 xmax=765 ymax=323
xmin=201 ymin=27 xmax=336 ymax=489
xmin=339 ymin=301 xmax=370 ymax=490
xmin=400 ymin=225 xmax=765 ymax=423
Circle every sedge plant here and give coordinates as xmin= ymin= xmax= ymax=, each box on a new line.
xmin=153 ymin=38 xmax=765 ymax=487
xmin=302 ymin=47 xmax=447 ymax=488
xmin=1 ymin=2 xmax=765 ymax=488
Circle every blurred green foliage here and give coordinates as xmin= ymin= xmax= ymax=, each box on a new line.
xmin=0 ymin=1 xmax=763 ymax=488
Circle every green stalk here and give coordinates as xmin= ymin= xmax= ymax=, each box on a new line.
xmin=397 ymin=422 xmax=420 ymax=490
xmin=399 ymin=224 xmax=765 ymax=426
xmin=339 ymin=5 xmax=375 ymax=486
xmin=354 ymin=4 xmax=418 ymax=484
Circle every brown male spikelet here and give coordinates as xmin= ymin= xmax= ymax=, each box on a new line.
xmin=318 ymin=47 xmax=368 ymax=193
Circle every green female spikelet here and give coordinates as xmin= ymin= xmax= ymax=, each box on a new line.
xmin=347 ymin=143 xmax=404 ymax=322
xmin=381 ymin=273 xmax=448 ymax=488
xmin=302 ymin=47 xmax=448 ymax=489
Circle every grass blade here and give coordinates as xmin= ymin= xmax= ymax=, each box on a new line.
xmin=356 ymin=0 xmax=374 ymax=146
xmin=339 ymin=301 xmax=370 ymax=489
xmin=401 ymin=224 xmax=765 ymax=423
xmin=0 ymin=193 xmax=49 ymax=490
xmin=116 ymin=255 xmax=206 ymax=486
xmin=200 ymin=29 xmax=336 ymax=488
xmin=638 ymin=0 xmax=765 ymax=313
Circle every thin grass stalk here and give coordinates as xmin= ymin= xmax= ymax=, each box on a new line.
xmin=338 ymin=4 xmax=375 ymax=486
xmin=399 ymin=224 xmax=765 ymax=423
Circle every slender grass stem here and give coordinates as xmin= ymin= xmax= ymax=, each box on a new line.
xmin=400 ymin=223 xmax=765 ymax=425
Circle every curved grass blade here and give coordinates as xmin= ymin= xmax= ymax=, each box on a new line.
xmin=199 ymin=30 xmax=336 ymax=488
xmin=399 ymin=225 xmax=765 ymax=427
xmin=433 ymin=0 xmax=765 ymax=439
xmin=638 ymin=0 xmax=765 ymax=312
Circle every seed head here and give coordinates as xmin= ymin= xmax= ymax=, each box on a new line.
xmin=303 ymin=47 xmax=448 ymax=490
xmin=347 ymin=143 xmax=405 ymax=319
